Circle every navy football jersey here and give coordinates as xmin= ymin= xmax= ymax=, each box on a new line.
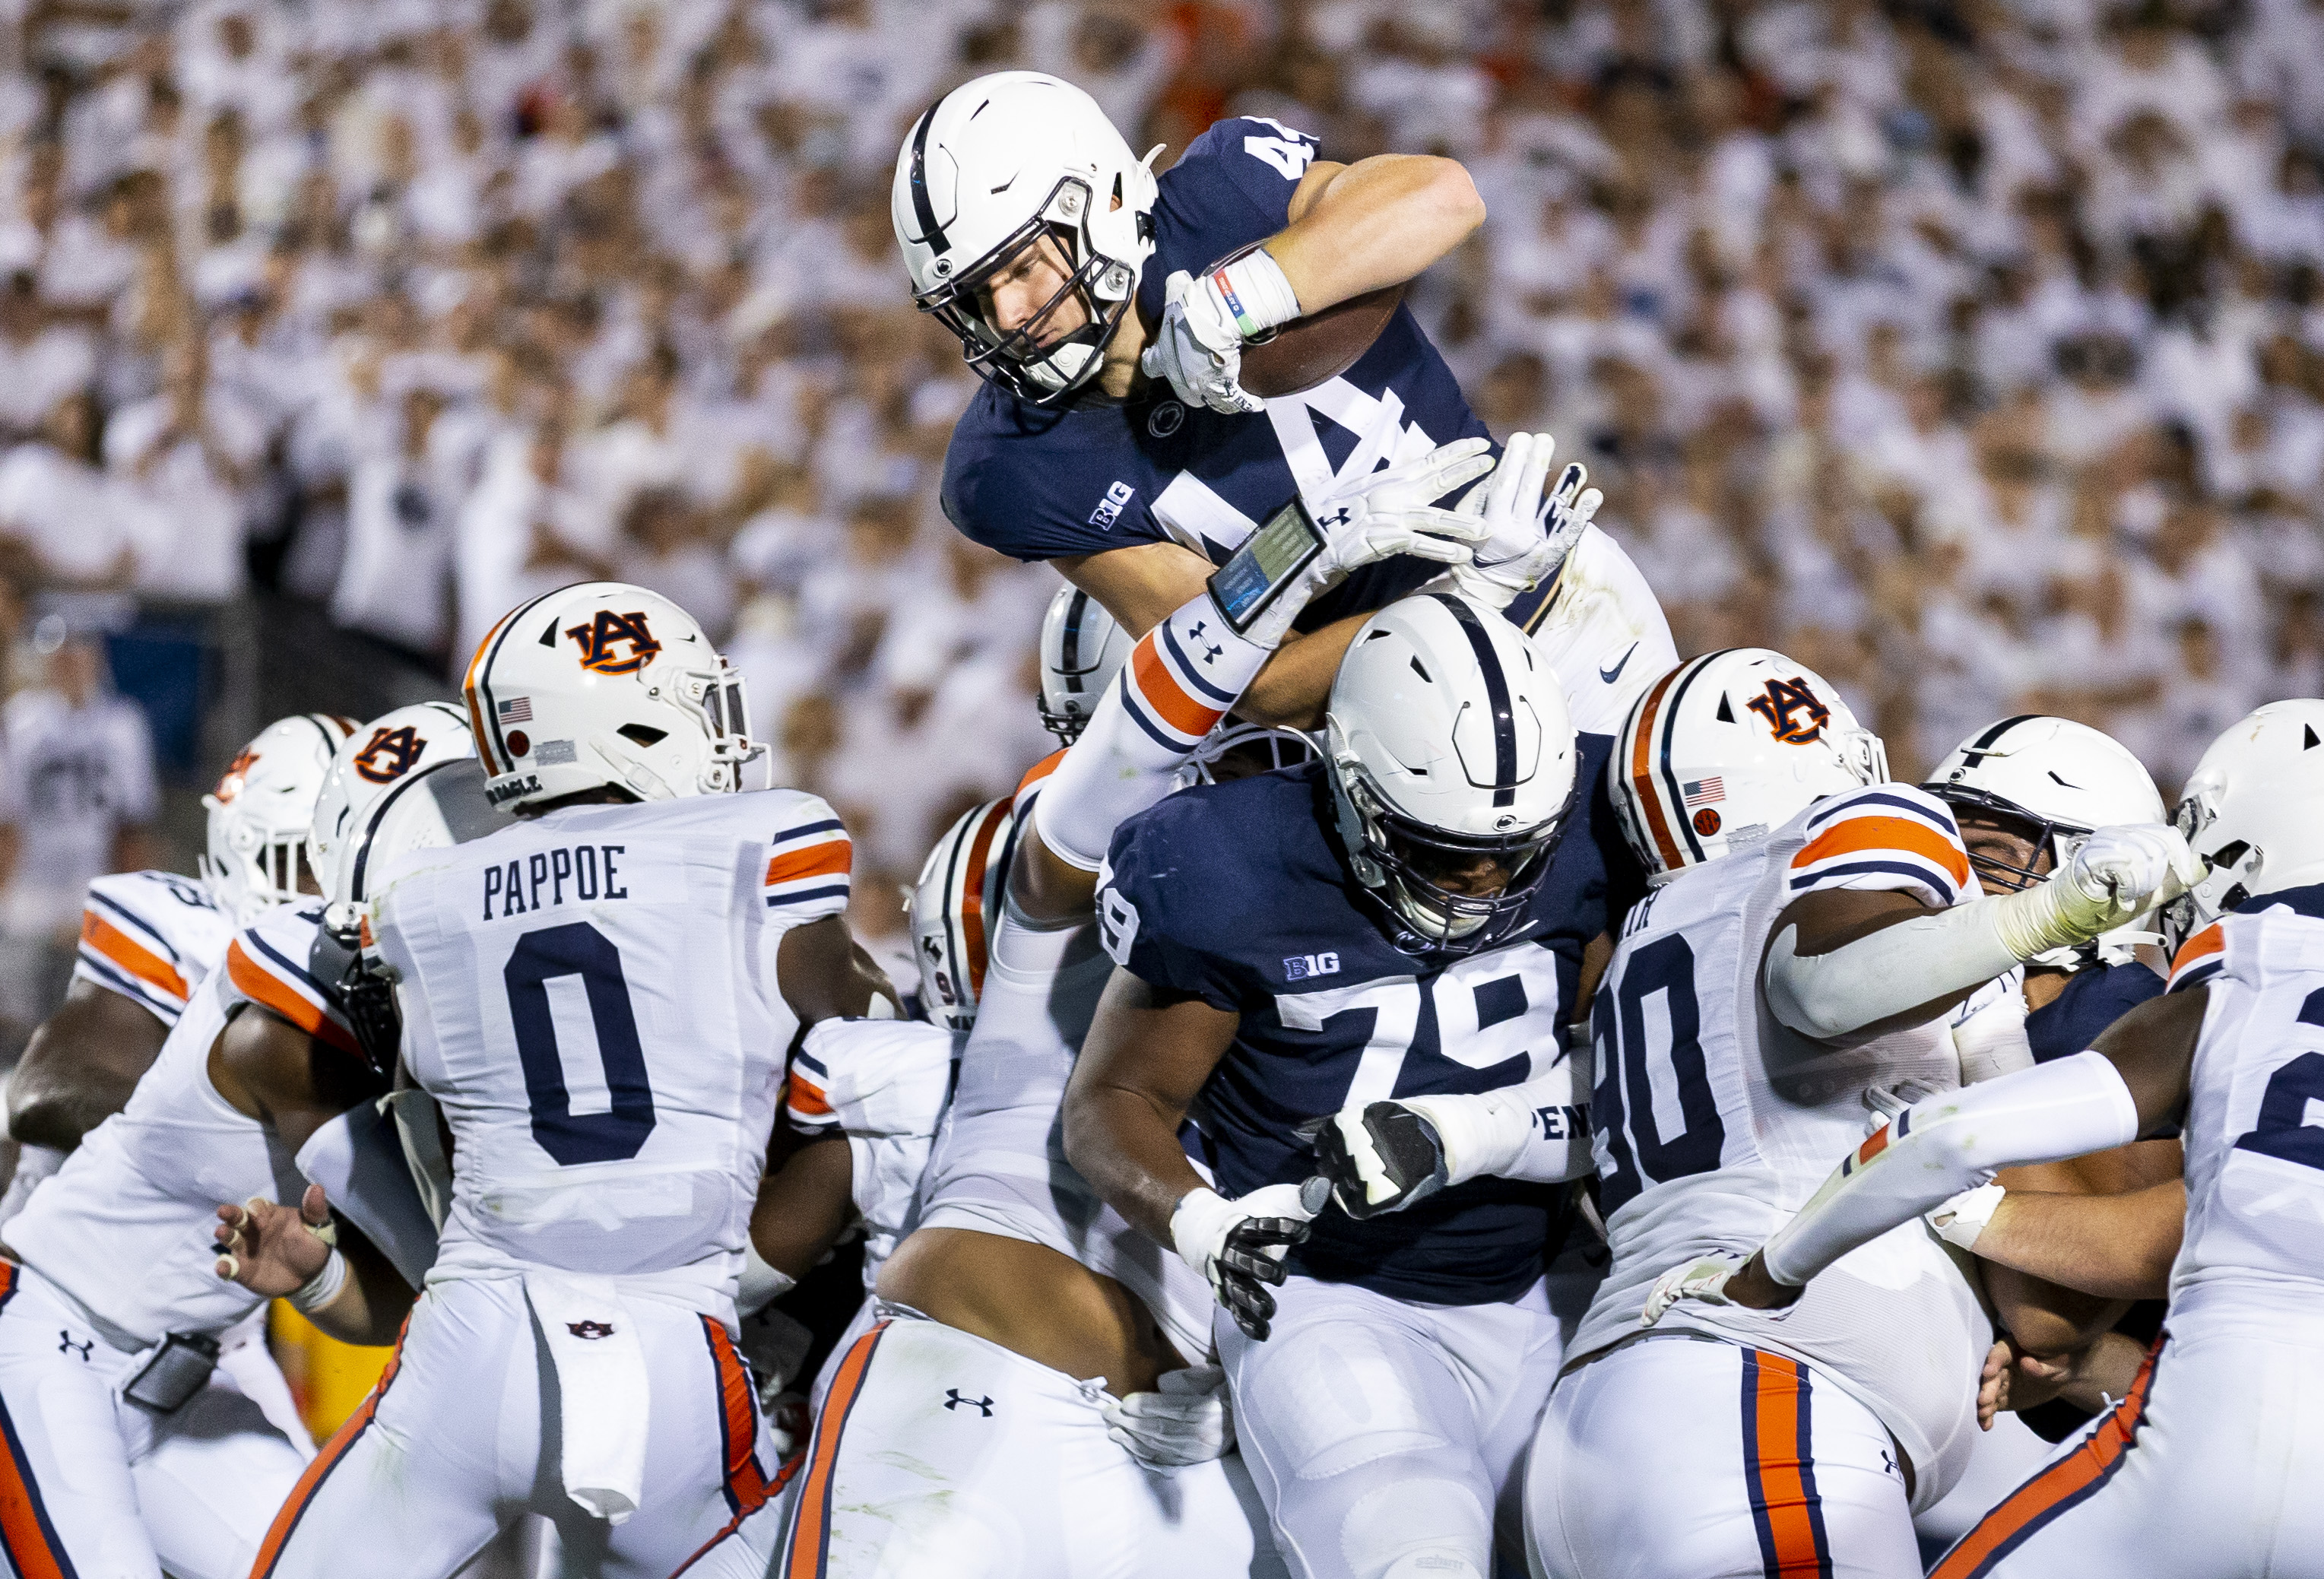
xmin=1096 ymin=741 xmax=1622 ymax=1304
xmin=2027 ymin=959 xmax=2165 ymax=1064
xmin=940 ymin=116 xmax=1506 ymax=635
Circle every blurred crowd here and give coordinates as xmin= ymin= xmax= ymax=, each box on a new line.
xmin=0 ymin=0 xmax=2311 ymax=954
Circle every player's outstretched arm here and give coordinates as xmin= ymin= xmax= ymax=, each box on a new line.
xmin=1064 ymin=970 xmax=1317 ymax=1341
xmin=213 ymin=1183 xmax=415 ymax=1346
xmin=1935 ymin=1140 xmax=2186 ymax=1302
xmin=1764 ymin=823 xmax=2202 ymax=1044
xmin=8 ymin=980 xmax=170 ymax=1150
xmin=1644 ymin=987 xmax=2206 ymax=1322
xmin=1269 ymin=154 xmax=1485 ymax=317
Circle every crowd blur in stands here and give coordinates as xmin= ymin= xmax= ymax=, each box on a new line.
xmin=0 ymin=0 xmax=2312 ymax=960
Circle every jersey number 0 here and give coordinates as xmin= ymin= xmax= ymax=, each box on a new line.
xmin=504 ymin=921 xmax=658 ymax=1165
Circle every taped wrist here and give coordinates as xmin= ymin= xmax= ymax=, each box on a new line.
xmin=290 ymin=1247 xmax=349 ymax=1314
xmin=1169 ymin=1187 xmax=1234 ymax=1280
xmin=1035 ymin=592 xmax=1270 ymax=871
xmin=1765 ymin=899 xmax=2021 ymax=1041
xmin=1403 ymin=1046 xmax=1595 ymax=1186
xmin=1761 ymin=1051 xmax=2140 ymax=1287
xmin=1206 ymin=248 xmax=1302 ymax=340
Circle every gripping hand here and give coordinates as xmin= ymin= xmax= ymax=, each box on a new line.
xmin=1993 ymin=824 xmax=2204 ymax=959
xmin=1311 ymin=1100 xmax=1449 ymax=1219
xmin=1451 ymin=433 xmax=1603 ymax=608
xmin=1170 ymin=1183 xmax=1320 ymax=1341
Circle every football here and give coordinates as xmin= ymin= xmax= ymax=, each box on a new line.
xmin=1216 ymin=244 xmax=1407 ymax=398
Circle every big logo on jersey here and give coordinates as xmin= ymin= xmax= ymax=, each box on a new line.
xmin=353 ymin=725 xmax=426 ymax=784
xmin=1745 ymin=677 xmax=1831 ymax=744
xmin=565 ymin=610 xmax=661 ymax=675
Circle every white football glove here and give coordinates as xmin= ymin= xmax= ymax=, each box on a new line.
xmin=1639 ymin=1251 xmax=1755 ymax=1327
xmin=1450 ymin=433 xmax=1602 ymax=609
xmin=1170 ymin=1181 xmax=1324 ymax=1342
xmin=1951 ymin=977 xmax=2035 ymax=1085
xmin=1239 ymin=439 xmax=1495 ymax=648
xmin=1994 ymin=824 xmax=2204 ymax=959
xmin=1102 ymin=1365 xmax=1235 ymax=1467
xmin=1140 ymin=250 xmax=1302 ymax=415
xmin=1929 ymin=1182 xmax=2006 ymax=1252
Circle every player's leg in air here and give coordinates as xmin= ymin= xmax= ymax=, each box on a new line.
xmin=1067 ymin=595 xmax=1613 ymax=1579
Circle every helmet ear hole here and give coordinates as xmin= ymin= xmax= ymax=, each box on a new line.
xmin=618 ymin=724 xmax=667 ymax=747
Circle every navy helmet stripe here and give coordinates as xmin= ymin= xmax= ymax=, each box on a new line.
xmin=908 ymin=103 xmax=950 ymax=257
xmin=1958 ymin=713 xmax=2040 ymax=769
xmin=1431 ymin=595 xmax=1517 ymax=807
xmin=1061 ymin=591 xmax=1087 ymax=692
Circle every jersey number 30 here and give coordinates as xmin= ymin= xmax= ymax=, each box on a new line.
xmin=506 ymin=921 xmax=657 ymax=1165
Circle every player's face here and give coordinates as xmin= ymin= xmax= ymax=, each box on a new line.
xmin=1956 ymin=810 xmax=2053 ymax=893
xmin=1403 ymin=842 xmax=1522 ymax=899
xmin=977 ymin=232 xmax=1090 ymax=347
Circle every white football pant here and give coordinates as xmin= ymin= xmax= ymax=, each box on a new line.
xmin=758 ymin=1305 xmax=1282 ymax=1579
xmin=0 ymin=1260 xmax=310 ymax=1579
xmin=246 ymin=1275 xmax=780 ymax=1579
xmin=1926 ymin=1331 xmax=2324 ymax=1579
xmin=1530 ymin=1333 xmax=1921 ymax=1579
xmin=1220 ymin=1261 xmax=1593 ymax=1579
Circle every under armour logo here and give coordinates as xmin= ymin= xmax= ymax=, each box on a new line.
xmin=566 ymin=1321 xmax=616 ymax=1340
xmin=943 ymin=1389 xmax=993 ymax=1416
xmin=58 ymin=1331 xmax=90 ymax=1361
xmin=1318 ymin=506 xmax=1353 ymax=529
xmin=1880 ymin=1447 xmax=1901 ymax=1479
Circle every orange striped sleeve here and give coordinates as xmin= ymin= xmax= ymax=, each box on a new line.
xmin=80 ymin=910 xmax=189 ymax=1004
xmin=1129 ymin=638 xmax=1225 ymax=738
xmin=227 ymin=942 xmax=359 ymax=1057
xmin=785 ymin=1074 xmax=833 ymax=1120
xmin=1790 ymin=815 xmax=1973 ymax=891
xmin=2168 ymin=923 xmax=2224 ymax=990
xmin=1015 ymin=749 xmax=1065 ymax=799
xmin=765 ymin=841 xmax=851 ymax=887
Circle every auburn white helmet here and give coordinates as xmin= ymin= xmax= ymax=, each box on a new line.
xmin=894 ymin=71 xmax=1160 ymax=406
xmin=464 ymin=583 xmax=759 ymax=812
xmin=1922 ymin=715 xmax=2164 ymax=966
xmin=1611 ymin=648 xmax=1886 ymax=882
xmin=2167 ymin=700 xmax=2324 ymax=943
xmin=909 ymin=794 xmax=1022 ymax=1030
xmin=1039 ymin=585 xmax=1133 ymax=744
xmin=201 ymin=713 xmax=360 ymax=923
xmin=307 ymin=701 xmax=475 ymax=905
xmin=1326 ymin=594 xmax=1578 ymax=952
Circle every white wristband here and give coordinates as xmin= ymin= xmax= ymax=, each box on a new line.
xmin=1210 ymin=248 xmax=1302 ymax=338
xmin=289 ymin=1248 xmax=349 ymax=1315
xmin=1929 ymin=1183 xmax=2006 ymax=1251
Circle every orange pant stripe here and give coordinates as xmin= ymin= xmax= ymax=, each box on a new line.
xmin=0 ymin=1264 xmax=75 ymax=1579
xmin=1742 ymin=1349 xmax=1833 ymax=1579
xmin=782 ymin=1321 xmax=889 ymax=1579
xmin=249 ymin=1313 xmax=411 ymax=1579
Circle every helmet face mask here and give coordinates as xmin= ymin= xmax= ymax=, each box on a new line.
xmin=1339 ymin=767 xmax=1571 ymax=952
xmin=201 ymin=714 xmax=359 ymax=923
xmin=1176 ymin=722 xmax=1317 ymax=788
xmin=1936 ymin=787 xmax=2075 ymax=895
xmin=918 ymin=184 xmax=1135 ymax=407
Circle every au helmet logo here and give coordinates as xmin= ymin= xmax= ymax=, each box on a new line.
xmin=1744 ymin=677 xmax=1831 ymax=744
xmin=565 ymin=610 xmax=662 ymax=676
xmin=353 ymin=725 xmax=426 ymax=784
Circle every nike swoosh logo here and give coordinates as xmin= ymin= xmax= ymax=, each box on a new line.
xmin=1599 ymin=642 xmax=1639 ymax=685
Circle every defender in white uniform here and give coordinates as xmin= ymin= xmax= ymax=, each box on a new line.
xmin=242 ymin=584 xmax=887 ymax=1579
xmin=1527 ymin=649 xmax=2196 ymax=1579
xmin=1647 ymin=699 xmax=2319 ymax=1579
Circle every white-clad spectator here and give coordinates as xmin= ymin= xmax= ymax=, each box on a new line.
xmin=454 ymin=416 xmax=620 ymax=668
xmin=104 ymin=337 xmax=264 ymax=601
xmin=331 ymin=384 xmax=462 ymax=661
xmin=0 ymin=273 xmax=94 ymax=442
xmin=0 ymin=392 xmax=132 ymax=588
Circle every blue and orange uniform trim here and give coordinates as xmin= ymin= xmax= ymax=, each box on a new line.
xmin=1740 ymin=1348 xmax=1834 ymax=1579
xmin=249 ymin=1314 xmax=413 ymax=1577
xmin=780 ymin=1321 xmax=889 ymax=1579
xmin=0 ymin=1264 xmax=77 ymax=1579
xmin=671 ymin=1317 xmax=798 ymax=1575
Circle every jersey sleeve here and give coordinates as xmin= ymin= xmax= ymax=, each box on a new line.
xmin=761 ymin=794 xmax=851 ymax=923
xmin=2167 ymin=921 xmax=2225 ymax=993
xmin=1164 ymin=116 xmax=1319 ymax=244
xmin=1094 ymin=801 xmax=1246 ymax=1012
xmin=72 ymin=871 xmax=228 ymax=1025
xmin=1786 ymin=785 xmax=1974 ymax=909
xmin=791 ymin=1019 xmax=955 ymax=1140
xmin=222 ymin=905 xmax=359 ymax=1057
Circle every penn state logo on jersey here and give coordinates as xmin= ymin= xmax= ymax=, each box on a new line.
xmin=565 ymin=609 xmax=662 ymax=676
xmin=1745 ymin=677 xmax=1832 ymax=744
xmin=353 ymin=725 xmax=428 ymax=784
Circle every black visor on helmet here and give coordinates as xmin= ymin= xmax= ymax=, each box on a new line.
xmin=914 ymin=179 xmax=1129 ymax=409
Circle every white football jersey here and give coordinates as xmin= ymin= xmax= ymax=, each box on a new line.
xmin=2159 ymin=891 xmax=2324 ymax=1339
xmin=785 ymin=1016 xmax=958 ymax=1290
xmin=6 ymin=903 xmax=342 ymax=1346
xmin=371 ymin=789 xmax=851 ymax=1289
xmin=1573 ymin=784 xmax=1989 ymax=1508
xmin=71 ymin=868 xmax=236 ymax=1025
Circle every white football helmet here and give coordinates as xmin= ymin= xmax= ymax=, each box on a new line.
xmin=894 ymin=71 xmax=1159 ymax=406
xmin=464 ymin=582 xmax=760 ymax=812
xmin=2167 ymin=700 xmax=2324 ymax=943
xmin=1326 ymin=594 xmax=1578 ymax=953
xmin=308 ymin=701 xmax=476 ymax=905
xmin=1178 ymin=721 xmax=1319 ymax=788
xmin=201 ymin=713 xmax=360 ymax=923
xmin=1610 ymin=648 xmax=1886 ymax=882
xmin=1039 ymin=585 xmax=1134 ymax=744
xmin=1923 ymin=715 xmax=2165 ymax=966
xmin=909 ymin=794 xmax=1021 ymax=1031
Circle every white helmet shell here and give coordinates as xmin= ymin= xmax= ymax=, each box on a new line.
xmin=2169 ymin=700 xmax=2324 ymax=943
xmin=893 ymin=71 xmax=1159 ymax=405
xmin=308 ymin=701 xmax=475 ymax=905
xmin=1038 ymin=585 xmax=1133 ymax=744
xmin=201 ymin=713 xmax=360 ymax=924
xmin=1923 ymin=715 xmax=2165 ymax=965
xmin=1611 ymin=648 xmax=1887 ymax=882
xmin=464 ymin=582 xmax=760 ymax=812
xmin=909 ymin=794 xmax=1020 ymax=1030
xmin=1325 ymin=594 xmax=1577 ymax=951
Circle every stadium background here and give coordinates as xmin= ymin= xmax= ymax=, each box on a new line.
xmin=0 ymin=0 xmax=2311 ymax=1443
